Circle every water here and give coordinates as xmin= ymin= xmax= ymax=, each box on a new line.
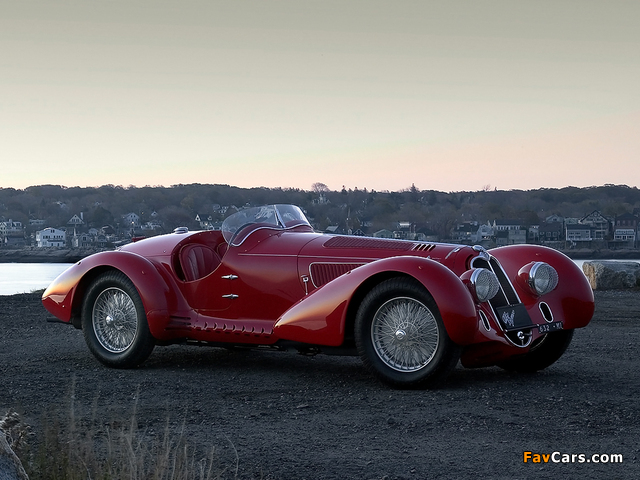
xmin=0 ymin=259 xmax=639 ymax=296
xmin=0 ymin=263 xmax=73 ymax=296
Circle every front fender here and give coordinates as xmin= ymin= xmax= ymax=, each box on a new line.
xmin=490 ymin=244 xmax=595 ymax=329
xmin=42 ymin=251 xmax=186 ymax=338
xmin=273 ymin=256 xmax=478 ymax=347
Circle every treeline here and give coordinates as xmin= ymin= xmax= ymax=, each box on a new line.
xmin=1 ymin=183 xmax=639 ymax=238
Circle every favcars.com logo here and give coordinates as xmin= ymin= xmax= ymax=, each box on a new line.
xmin=524 ymin=451 xmax=623 ymax=464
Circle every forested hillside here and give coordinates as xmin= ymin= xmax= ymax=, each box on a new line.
xmin=1 ymin=183 xmax=639 ymax=238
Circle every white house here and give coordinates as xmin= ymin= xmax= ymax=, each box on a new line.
xmin=36 ymin=228 xmax=66 ymax=247
xmin=122 ymin=212 xmax=141 ymax=228
xmin=0 ymin=219 xmax=23 ymax=237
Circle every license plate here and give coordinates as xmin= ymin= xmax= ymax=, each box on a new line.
xmin=538 ymin=322 xmax=563 ymax=334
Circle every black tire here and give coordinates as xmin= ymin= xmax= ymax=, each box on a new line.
xmin=81 ymin=271 xmax=155 ymax=368
xmin=498 ymin=329 xmax=574 ymax=373
xmin=354 ymin=277 xmax=461 ymax=388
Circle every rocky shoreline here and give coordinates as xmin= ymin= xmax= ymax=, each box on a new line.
xmin=0 ymin=247 xmax=106 ymax=263
xmin=1 ymin=245 xmax=638 ymax=264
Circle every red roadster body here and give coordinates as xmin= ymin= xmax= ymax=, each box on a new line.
xmin=43 ymin=204 xmax=594 ymax=387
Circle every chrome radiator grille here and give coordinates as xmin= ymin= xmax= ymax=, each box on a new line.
xmin=471 ymin=255 xmax=521 ymax=310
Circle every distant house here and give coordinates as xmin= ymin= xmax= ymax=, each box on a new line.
xmin=545 ymin=214 xmax=564 ymax=224
xmin=36 ymin=227 xmax=66 ymax=247
xmin=373 ymin=229 xmax=394 ymax=239
xmin=566 ymin=224 xmax=593 ymax=246
xmin=67 ymin=214 xmax=85 ymax=227
xmin=0 ymin=219 xmax=23 ymax=238
xmin=491 ymin=219 xmax=523 ymax=232
xmin=508 ymin=228 xmax=528 ymax=245
xmin=71 ymin=233 xmax=93 ymax=248
xmin=495 ymin=230 xmax=509 ymax=246
xmin=451 ymin=222 xmax=478 ymax=243
xmin=122 ymin=212 xmax=141 ymax=228
xmin=539 ymin=222 xmax=564 ymax=243
xmin=612 ymin=212 xmax=638 ymax=248
xmin=195 ymin=213 xmax=215 ymax=230
xmin=475 ymin=224 xmax=495 ymax=245
xmin=579 ymin=210 xmax=610 ymax=240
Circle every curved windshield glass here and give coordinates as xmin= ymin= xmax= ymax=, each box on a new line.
xmin=222 ymin=204 xmax=311 ymax=246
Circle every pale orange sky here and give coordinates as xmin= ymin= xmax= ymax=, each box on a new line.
xmin=1 ymin=1 xmax=638 ymax=192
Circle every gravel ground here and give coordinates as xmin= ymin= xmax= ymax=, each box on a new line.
xmin=1 ymin=290 xmax=639 ymax=479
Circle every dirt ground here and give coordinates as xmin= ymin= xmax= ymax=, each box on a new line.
xmin=1 ymin=290 xmax=639 ymax=479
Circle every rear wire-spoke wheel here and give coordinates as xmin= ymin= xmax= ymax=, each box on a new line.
xmin=355 ymin=278 xmax=460 ymax=388
xmin=93 ymin=287 xmax=138 ymax=353
xmin=82 ymin=271 xmax=154 ymax=368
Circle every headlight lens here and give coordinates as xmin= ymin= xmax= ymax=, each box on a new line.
xmin=470 ymin=268 xmax=500 ymax=303
xmin=528 ymin=262 xmax=559 ymax=296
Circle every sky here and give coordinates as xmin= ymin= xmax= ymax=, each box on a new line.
xmin=1 ymin=0 xmax=639 ymax=193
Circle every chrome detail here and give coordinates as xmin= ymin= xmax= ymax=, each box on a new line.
xmin=479 ymin=309 xmax=491 ymax=332
xmin=471 ymin=254 xmax=533 ymax=348
xmin=472 ymin=245 xmax=490 ymax=261
xmin=505 ymin=329 xmax=533 ymax=347
xmin=529 ymin=262 xmax=559 ymax=296
xmin=445 ymin=246 xmax=462 ymax=259
xmin=301 ymin=275 xmax=309 ymax=295
xmin=471 ymin=255 xmax=522 ymax=310
xmin=92 ymin=287 xmax=138 ymax=353
xmin=395 ymin=329 xmax=407 ymax=341
xmin=412 ymin=243 xmax=436 ymax=252
xmin=173 ymin=226 xmax=189 ymax=234
xmin=539 ymin=302 xmax=554 ymax=322
xmin=221 ymin=274 xmax=238 ymax=280
xmin=222 ymin=294 xmax=239 ymax=299
xmin=469 ymin=268 xmax=500 ymax=303
xmin=370 ymin=297 xmax=439 ymax=373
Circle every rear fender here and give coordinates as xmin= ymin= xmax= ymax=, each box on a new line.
xmin=42 ymin=251 xmax=187 ymax=338
xmin=274 ymin=256 xmax=478 ymax=346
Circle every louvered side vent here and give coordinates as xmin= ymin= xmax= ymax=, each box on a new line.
xmin=310 ymin=263 xmax=365 ymax=287
xmin=412 ymin=243 xmax=436 ymax=252
xmin=323 ymin=236 xmax=412 ymax=250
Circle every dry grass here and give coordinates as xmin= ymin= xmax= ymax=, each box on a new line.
xmin=3 ymin=379 xmax=238 ymax=480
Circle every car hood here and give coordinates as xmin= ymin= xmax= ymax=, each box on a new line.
xmin=300 ymin=235 xmax=472 ymax=272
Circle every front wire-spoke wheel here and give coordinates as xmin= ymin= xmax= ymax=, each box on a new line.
xmin=82 ymin=271 xmax=154 ymax=368
xmin=371 ymin=297 xmax=439 ymax=373
xmin=355 ymin=278 xmax=460 ymax=388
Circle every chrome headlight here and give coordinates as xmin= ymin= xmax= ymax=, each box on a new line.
xmin=519 ymin=262 xmax=559 ymax=296
xmin=469 ymin=268 xmax=500 ymax=303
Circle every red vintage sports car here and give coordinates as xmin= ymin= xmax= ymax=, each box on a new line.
xmin=43 ymin=204 xmax=594 ymax=387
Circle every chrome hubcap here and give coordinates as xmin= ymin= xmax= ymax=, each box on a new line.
xmin=371 ymin=297 xmax=439 ymax=372
xmin=395 ymin=329 xmax=407 ymax=341
xmin=92 ymin=287 xmax=138 ymax=353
